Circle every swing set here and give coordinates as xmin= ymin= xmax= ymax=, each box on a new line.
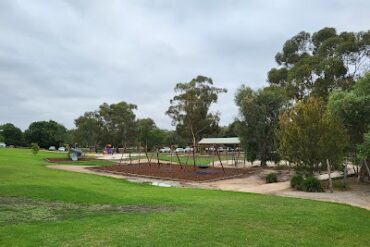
xmin=117 ymin=137 xmax=243 ymax=175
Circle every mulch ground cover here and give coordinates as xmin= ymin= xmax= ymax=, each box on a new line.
xmin=89 ymin=163 xmax=261 ymax=182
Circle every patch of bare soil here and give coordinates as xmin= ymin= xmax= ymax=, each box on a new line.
xmin=89 ymin=163 xmax=261 ymax=182
xmin=0 ymin=196 xmax=170 ymax=225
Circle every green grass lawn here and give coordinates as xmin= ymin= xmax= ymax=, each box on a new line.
xmin=0 ymin=148 xmax=369 ymax=246
xmin=50 ymin=159 xmax=117 ymax=166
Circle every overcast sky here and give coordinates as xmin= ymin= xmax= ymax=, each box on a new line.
xmin=0 ymin=0 xmax=369 ymax=130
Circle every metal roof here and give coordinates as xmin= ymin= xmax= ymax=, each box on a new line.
xmin=198 ymin=137 xmax=240 ymax=145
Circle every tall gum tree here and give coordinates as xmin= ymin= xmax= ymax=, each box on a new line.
xmin=268 ymin=27 xmax=370 ymax=100
xmin=166 ymin=75 xmax=227 ymax=150
xmin=235 ymin=86 xmax=288 ymax=166
xmin=328 ymin=73 xmax=370 ymax=179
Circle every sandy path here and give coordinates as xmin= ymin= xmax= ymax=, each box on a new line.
xmin=48 ymin=165 xmax=370 ymax=210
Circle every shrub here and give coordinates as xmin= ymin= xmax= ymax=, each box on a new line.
xmin=31 ymin=143 xmax=39 ymax=155
xmin=290 ymin=175 xmax=304 ymax=190
xmin=266 ymin=172 xmax=278 ymax=183
xmin=303 ymin=176 xmax=323 ymax=192
xmin=273 ymin=164 xmax=290 ymax=170
xmin=332 ymin=180 xmax=348 ymax=190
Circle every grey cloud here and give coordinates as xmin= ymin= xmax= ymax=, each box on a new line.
xmin=0 ymin=0 xmax=369 ymax=130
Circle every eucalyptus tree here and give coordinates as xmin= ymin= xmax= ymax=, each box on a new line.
xmin=235 ymin=86 xmax=288 ymax=166
xmin=166 ymin=75 xmax=227 ymax=149
xmin=74 ymin=111 xmax=103 ymax=147
xmin=98 ymin=101 xmax=137 ymax=146
xmin=74 ymin=101 xmax=138 ymax=147
xmin=328 ymin=73 xmax=370 ymax=179
xmin=356 ymin=128 xmax=370 ymax=182
xmin=268 ymin=27 xmax=370 ymax=100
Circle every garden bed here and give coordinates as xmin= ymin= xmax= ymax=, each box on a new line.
xmin=89 ymin=163 xmax=260 ymax=182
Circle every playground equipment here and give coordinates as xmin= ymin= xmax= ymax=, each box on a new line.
xmin=114 ymin=137 xmax=245 ymax=176
xmin=69 ymin=148 xmax=83 ymax=161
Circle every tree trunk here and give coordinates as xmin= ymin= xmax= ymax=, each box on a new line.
xmin=364 ymin=160 xmax=370 ymax=180
xmin=260 ymin=158 xmax=267 ymax=167
xmin=343 ymin=162 xmax=347 ymax=188
xmin=326 ymin=159 xmax=333 ymax=193
xmin=190 ymin=128 xmax=197 ymax=169
xmin=192 ymin=136 xmax=197 ymax=153
xmin=357 ymin=163 xmax=364 ymax=183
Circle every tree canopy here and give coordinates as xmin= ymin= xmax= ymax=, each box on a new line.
xmin=74 ymin=101 xmax=138 ymax=147
xmin=0 ymin=123 xmax=24 ymax=146
xmin=24 ymin=121 xmax=67 ymax=148
xmin=166 ymin=75 xmax=227 ymax=147
xmin=268 ymin=27 xmax=370 ymax=100
xmin=74 ymin=111 xmax=104 ymax=147
xmin=279 ymin=97 xmax=348 ymax=174
xmin=235 ymin=86 xmax=288 ymax=166
xmin=328 ymin=72 xmax=370 ymax=153
xmin=99 ymin=101 xmax=137 ymax=146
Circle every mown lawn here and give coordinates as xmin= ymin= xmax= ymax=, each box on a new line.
xmin=0 ymin=148 xmax=369 ymax=247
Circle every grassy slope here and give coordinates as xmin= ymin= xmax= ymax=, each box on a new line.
xmin=0 ymin=149 xmax=369 ymax=247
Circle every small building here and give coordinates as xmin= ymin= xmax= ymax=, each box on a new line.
xmin=198 ymin=137 xmax=240 ymax=146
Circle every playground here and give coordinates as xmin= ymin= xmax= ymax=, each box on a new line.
xmin=89 ymin=162 xmax=259 ymax=182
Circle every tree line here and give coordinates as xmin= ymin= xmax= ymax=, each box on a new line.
xmin=1 ymin=27 xmax=369 ymax=183
xmin=235 ymin=27 xmax=370 ymax=184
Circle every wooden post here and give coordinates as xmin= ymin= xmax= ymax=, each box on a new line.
xmin=243 ymin=151 xmax=246 ymax=168
xmin=236 ymin=147 xmax=241 ymax=168
xmin=192 ymin=144 xmax=196 ymax=170
xmin=119 ymin=144 xmax=126 ymax=165
xmin=175 ymin=152 xmax=183 ymax=169
xmin=216 ymin=150 xmax=225 ymax=174
xmin=212 ymin=148 xmax=215 ymax=167
xmin=145 ymin=142 xmax=151 ymax=167
xmin=138 ymin=143 xmax=141 ymax=165
xmin=170 ymin=145 xmax=173 ymax=165
xmin=326 ymin=159 xmax=333 ymax=193
xmin=343 ymin=159 xmax=347 ymax=187
xmin=156 ymin=148 xmax=161 ymax=167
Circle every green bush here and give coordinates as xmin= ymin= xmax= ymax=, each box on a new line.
xmin=290 ymin=175 xmax=304 ymax=190
xmin=332 ymin=180 xmax=348 ymax=190
xmin=266 ymin=172 xmax=278 ymax=183
xmin=273 ymin=164 xmax=291 ymax=170
xmin=30 ymin=143 xmax=39 ymax=155
xmin=303 ymin=176 xmax=323 ymax=192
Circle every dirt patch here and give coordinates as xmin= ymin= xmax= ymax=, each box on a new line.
xmin=0 ymin=196 xmax=170 ymax=225
xmin=46 ymin=157 xmax=96 ymax=163
xmin=89 ymin=163 xmax=261 ymax=182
